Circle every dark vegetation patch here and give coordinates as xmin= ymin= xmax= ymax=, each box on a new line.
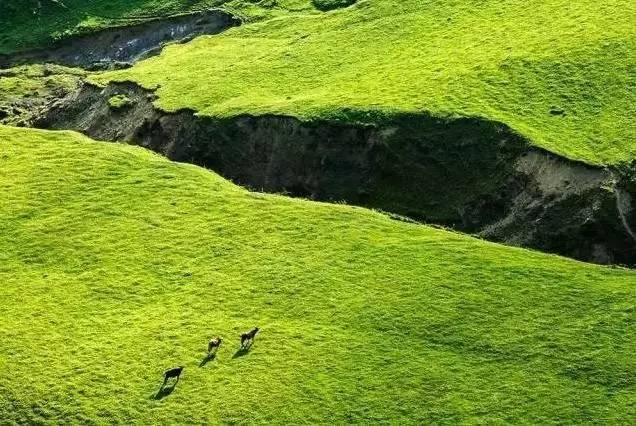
xmin=311 ymin=0 xmax=356 ymax=12
xmin=35 ymin=81 xmax=636 ymax=266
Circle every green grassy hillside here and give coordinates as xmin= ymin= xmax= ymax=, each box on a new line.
xmin=93 ymin=0 xmax=636 ymax=165
xmin=0 ymin=0 xmax=315 ymax=55
xmin=1 ymin=125 xmax=634 ymax=423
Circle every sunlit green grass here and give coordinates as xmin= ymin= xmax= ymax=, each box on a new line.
xmin=93 ymin=0 xmax=636 ymax=165
xmin=1 ymin=125 xmax=634 ymax=423
xmin=4 ymin=0 xmax=633 ymax=164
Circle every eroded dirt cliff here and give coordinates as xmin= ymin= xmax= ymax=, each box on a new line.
xmin=35 ymin=81 xmax=636 ymax=265
xmin=0 ymin=9 xmax=239 ymax=70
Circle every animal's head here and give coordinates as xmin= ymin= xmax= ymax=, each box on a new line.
xmin=255 ymin=327 xmax=260 ymax=332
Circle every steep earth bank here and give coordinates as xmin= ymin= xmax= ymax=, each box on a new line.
xmin=0 ymin=65 xmax=85 ymax=126
xmin=0 ymin=10 xmax=239 ymax=70
xmin=35 ymin=82 xmax=636 ymax=265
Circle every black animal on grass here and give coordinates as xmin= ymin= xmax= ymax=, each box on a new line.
xmin=208 ymin=337 xmax=223 ymax=354
xmin=240 ymin=327 xmax=259 ymax=348
xmin=162 ymin=366 xmax=184 ymax=387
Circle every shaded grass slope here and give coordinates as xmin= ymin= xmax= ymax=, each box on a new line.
xmin=94 ymin=0 xmax=636 ymax=165
xmin=0 ymin=0 xmax=315 ymax=55
xmin=0 ymin=125 xmax=635 ymax=423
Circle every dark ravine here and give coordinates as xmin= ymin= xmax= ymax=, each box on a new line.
xmin=35 ymin=81 xmax=636 ymax=266
xmin=0 ymin=10 xmax=240 ymax=70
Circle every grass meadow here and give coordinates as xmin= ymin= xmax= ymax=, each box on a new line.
xmin=1 ymin=126 xmax=634 ymax=423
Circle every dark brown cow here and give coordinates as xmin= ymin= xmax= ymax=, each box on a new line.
xmin=208 ymin=337 xmax=223 ymax=354
xmin=162 ymin=366 xmax=183 ymax=387
xmin=240 ymin=327 xmax=259 ymax=348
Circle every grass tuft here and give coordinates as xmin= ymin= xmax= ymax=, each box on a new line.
xmin=108 ymin=94 xmax=134 ymax=110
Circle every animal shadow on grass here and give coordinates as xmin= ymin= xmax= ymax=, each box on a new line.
xmin=152 ymin=368 xmax=183 ymax=400
xmin=152 ymin=383 xmax=176 ymax=400
xmin=199 ymin=353 xmax=216 ymax=367
xmin=232 ymin=342 xmax=253 ymax=359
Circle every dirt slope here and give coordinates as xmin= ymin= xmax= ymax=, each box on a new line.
xmin=36 ymin=81 xmax=636 ymax=265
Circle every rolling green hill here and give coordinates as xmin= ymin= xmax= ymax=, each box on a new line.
xmin=87 ymin=0 xmax=635 ymax=165
xmin=1 ymin=1 xmax=635 ymax=422
xmin=3 ymin=0 xmax=634 ymax=164
xmin=1 ymin=125 xmax=634 ymax=423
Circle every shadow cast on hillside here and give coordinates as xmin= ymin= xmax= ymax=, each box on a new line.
xmin=199 ymin=353 xmax=216 ymax=367
xmin=152 ymin=383 xmax=176 ymax=400
xmin=232 ymin=345 xmax=252 ymax=359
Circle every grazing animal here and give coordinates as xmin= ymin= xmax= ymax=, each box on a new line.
xmin=240 ymin=327 xmax=260 ymax=348
xmin=208 ymin=337 xmax=223 ymax=354
xmin=163 ymin=366 xmax=184 ymax=387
